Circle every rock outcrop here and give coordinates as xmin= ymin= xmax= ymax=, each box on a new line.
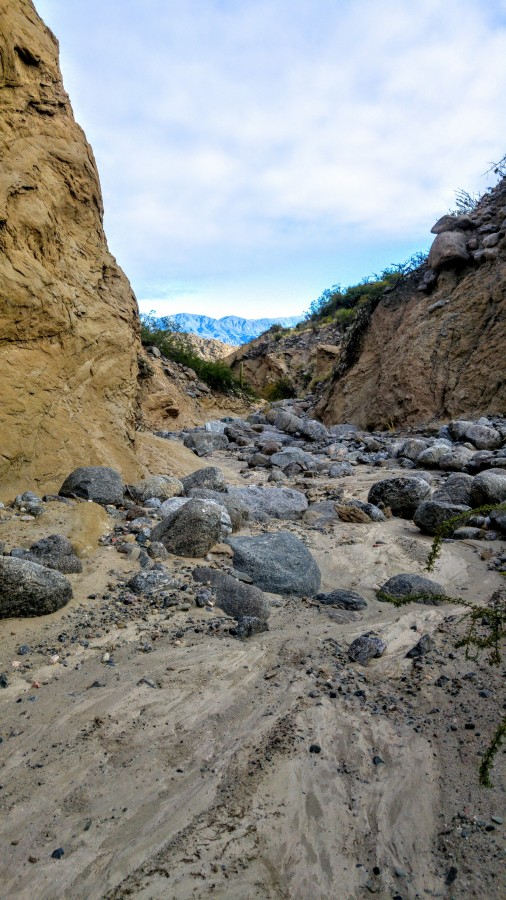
xmin=228 ymin=321 xmax=342 ymax=397
xmin=315 ymin=177 xmax=506 ymax=429
xmin=0 ymin=0 xmax=141 ymax=495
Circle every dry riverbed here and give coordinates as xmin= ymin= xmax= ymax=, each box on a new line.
xmin=0 ymin=454 xmax=504 ymax=899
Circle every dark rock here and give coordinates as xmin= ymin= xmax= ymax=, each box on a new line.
xmin=151 ymin=499 xmax=232 ymax=557
xmin=316 ymin=589 xmax=367 ymax=610
xmin=193 ymin=566 xmax=270 ymax=621
xmin=59 ymin=466 xmax=124 ymax=506
xmin=489 ymin=507 xmax=506 ymax=533
xmin=406 ymin=634 xmax=435 ymax=657
xmin=0 ymin=557 xmax=72 ymax=618
xmin=368 ymin=476 xmax=430 ymax=517
xmin=23 ymin=534 xmax=83 ymax=574
xmin=181 ymin=466 xmax=227 ymax=493
xmin=232 ymin=616 xmax=269 ymax=638
xmin=51 ymin=848 xmax=65 ymax=860
xmin=183 ymin=431 xmax=229 ymax=455
xmin=226 ymin=531 xmax=321 ymax=597
xmin=309 ymin=743 xmax=321 ymax=753
xmin=348 ymin=634 xmax=386 ymax=665
xmin=227 ymin=485 xmax=308 ymax=522
xmin=377 ymin=573 xmax=446 ymax=605
xmin=413 ymin=500 xmax=470 ymax=535
xmin=128 ymin=565 xmax=178 ymax=594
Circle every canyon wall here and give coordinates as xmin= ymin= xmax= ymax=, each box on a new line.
xmin=0 ymin=0 xmax=142 ymax=496
xmin=316 ymin=179 xmax=506 ymax=429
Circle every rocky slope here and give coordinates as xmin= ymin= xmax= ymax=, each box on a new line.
xmin=228 ymin=321 xmax=342 ymax=397
xmin=0 ymin=0 xmax=143 ymax=496
xmin=315 ymin=177 xmax=506 ymax=429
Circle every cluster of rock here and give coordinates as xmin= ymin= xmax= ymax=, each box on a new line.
xmin=169 ymin=402 xmax=506 ymax=540
xmin=423 ymin=196 xmax=506 ymax=288
xmin=2 ymin=400 xmax=504 ymax=667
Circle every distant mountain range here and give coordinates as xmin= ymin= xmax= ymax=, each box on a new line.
xmin=161 ymin=313 xmax=303 ymax=346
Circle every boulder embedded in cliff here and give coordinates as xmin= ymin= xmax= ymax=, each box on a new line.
xmin=428 ymin=231 xmax=470 ymax=270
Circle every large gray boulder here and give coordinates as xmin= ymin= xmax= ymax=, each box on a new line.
xmin=416 ymin=442 xmax=451 ymax=467
xmin=367 ymin=476 xmax=431 ymax=518
xmin=186 ymin=488 xmax=249 ymax=531
xmin=273 ymin=410 xmax=303 ymax=434
xmin=299 ymin=419 xmax=329 ymax=441
xmin=448 ymin=420 xmax=502 ymax=450
xmin=428 ymin=231 xmax=469 ymax=270
xmin=183 ymin=431 xmax=230 ymax=455
xmin=413 ymin=500 xmax=470 ymax=535
xmin=192 ymin=566 xmax=270 ymax=621
xmin=21 ymin=534 xmax=82 ymax=574
xmin=439 ymin=447 xmax=475 ymax=471
xmin=59 ymin=466 xmax=124 ymax=506
xmin=128 ymin=475 xmax=183 ymax=503
xmin=377 ymin=573 xmax=446 ymax=605
xmin=227 ymin=486 xmax=308 ymax=522
xmin=433 ymin=473 xmax=474 ymax=505
xmin=0 ymin=557 xmax=72 ymax=618
xmin=151 ymin=499 xmax=232 ymax=557
xmin=226 ymin=532 xmax=321 ymax=597
xmin=181 ymin=466 xmax=227 ymax=493
xmin=470 ymin=469 xmax=506 ymax=506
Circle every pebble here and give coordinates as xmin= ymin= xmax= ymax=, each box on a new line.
xmin=309 ymin=743 xmax=321 ymax=753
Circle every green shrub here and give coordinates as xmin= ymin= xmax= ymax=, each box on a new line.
xmin=305 ymin=252 xmax=428 ymax=325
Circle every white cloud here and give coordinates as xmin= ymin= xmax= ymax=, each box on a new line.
xmin=34 ymin=0 xmax=506 ymax=315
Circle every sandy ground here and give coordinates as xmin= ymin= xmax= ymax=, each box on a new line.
xmin=0 ymin=453 xmax=504 ymax=899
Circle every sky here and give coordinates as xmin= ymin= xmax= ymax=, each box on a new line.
xmin=34 ymin=0 xmax=506 ymax=320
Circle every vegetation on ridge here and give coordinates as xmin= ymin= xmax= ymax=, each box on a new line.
xmin=304 ymin=251 xmax=428 ymax=326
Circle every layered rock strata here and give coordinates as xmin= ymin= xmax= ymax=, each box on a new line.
xmin=0 ymin=0 xmax=140 ymax=495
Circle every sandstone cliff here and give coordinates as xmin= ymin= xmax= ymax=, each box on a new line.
xmin=0 ymin=0 xmax=141 ymax=496
xmin=315 ymin=177 xmax=506 ymax=429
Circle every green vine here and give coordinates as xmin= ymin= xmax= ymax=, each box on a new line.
xmin=425 ymin=502 xmax=506 ymax=572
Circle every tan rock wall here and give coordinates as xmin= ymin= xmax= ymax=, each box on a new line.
xmin=0 ymin=0 xmax=142 ymax=496
xmin=316 ymin=260 xmax=506 ymax=429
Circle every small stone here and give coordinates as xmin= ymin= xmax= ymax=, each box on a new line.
xmin=309 ymin=743 xmax=321 ymax=753
xmin=51 ymin=848 xmax=65 ymax=860
xmin=373 ymin=756 xmax=384 ymax=765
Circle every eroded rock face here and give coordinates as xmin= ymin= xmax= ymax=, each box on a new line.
xmin=0 ymin=1 xmax=141 ymax=496
xmin=316 ymin=178 xmax=506 ymax=429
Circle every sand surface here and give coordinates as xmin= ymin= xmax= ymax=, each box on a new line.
xmin=0 ymin=453 xmax=504 ymax=899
